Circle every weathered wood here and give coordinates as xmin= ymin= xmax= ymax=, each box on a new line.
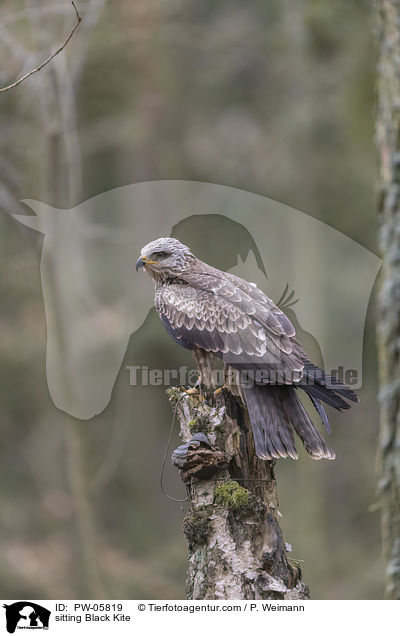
xmin=168 ymin=386 xmax=310 ymax=600
xmin=375 ymin=0 xmax=400 ymax=600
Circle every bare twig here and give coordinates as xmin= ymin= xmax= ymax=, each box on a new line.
xmin=0 ymin=1 xmax=82 ymax=94
xmin=1 ymin=3 xmax=87 ymax=26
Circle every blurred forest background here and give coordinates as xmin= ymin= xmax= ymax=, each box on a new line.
xmin=0 ymin=0 xmax=381 ymax=599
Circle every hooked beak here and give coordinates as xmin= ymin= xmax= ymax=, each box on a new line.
xmin=136 ymin=256 xmax=145 ymax=272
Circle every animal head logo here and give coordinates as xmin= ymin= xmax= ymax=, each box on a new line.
xmin=3 ymin=602 xmax=51 ymax=633
xmin=12 ymin=181 xmax=381 ymax=419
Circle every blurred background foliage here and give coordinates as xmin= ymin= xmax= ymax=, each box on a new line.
xmin=0 ymin=0 xmax=381 ymax=599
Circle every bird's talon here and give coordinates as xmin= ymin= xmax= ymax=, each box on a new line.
xmin=184 ymin=387 xmax=200 ymax=396
xmin=214 ymin=384 xmax=231 ymax=397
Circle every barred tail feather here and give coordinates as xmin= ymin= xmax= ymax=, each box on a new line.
xmin=281 ymin=388 xmax=335 ymax=460
xmin=243 ymin=385 xmax=298 ymax=460
xmin=301 ymin=363 xmax=359 ymax=407
xmin=306 ymin=393 xmax=331 ymax=434
xmin=244 ymin=385 xmax=335 ymax=461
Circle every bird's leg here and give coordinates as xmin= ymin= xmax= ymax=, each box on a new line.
xmin=191 ymin=348 xmax=216 ymax=399
xmin=184 ymin=375 xmax=202 ymax=396
xmin=214 ymin=365 xmax=244 ymax=402
xmin=214 ymin=362 xmax=231 ymax=396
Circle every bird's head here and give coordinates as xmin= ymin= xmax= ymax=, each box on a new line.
xmin=136 ymin=237 xmax=194 ymax=281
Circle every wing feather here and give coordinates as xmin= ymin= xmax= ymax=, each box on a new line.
xmin=181 ymin=266 xmax=298 ymax=345
xmin=155 ymin=282 xmax=304 ymax=378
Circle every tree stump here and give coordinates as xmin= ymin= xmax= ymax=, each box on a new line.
xmin=168 ymin=386 xmax=310 ymax=600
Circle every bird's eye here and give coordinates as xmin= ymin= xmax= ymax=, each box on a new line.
xmin=155 ymin=251 xmax=169 ymax=258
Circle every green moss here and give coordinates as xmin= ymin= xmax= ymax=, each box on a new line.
xmin=215 ymin=480 xmax=250 ymax=509
xmin=183 ymin=510 xmax=210 ymax=548
xmin=188 ymin=418 xmax=199 ymax=431
xmin=166 ymin=387 xmax=184 ymax=403
xmin=188 ymin=417 xmax=211 ymax=435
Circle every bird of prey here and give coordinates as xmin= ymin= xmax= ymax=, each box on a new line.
xmin=136 ymin=237 xmax=358 ymax=461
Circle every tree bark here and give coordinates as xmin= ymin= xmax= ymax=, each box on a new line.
xmin=375 ymin=0 xmax=400 ymax=600
xmin=169 ymin=386 xmax=310 ymax=600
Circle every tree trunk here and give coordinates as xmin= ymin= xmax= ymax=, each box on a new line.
xmin=375 ymin=0 xmax=400 ymax=600
xmin=169 ymin=386 xmax=310 ymax=600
